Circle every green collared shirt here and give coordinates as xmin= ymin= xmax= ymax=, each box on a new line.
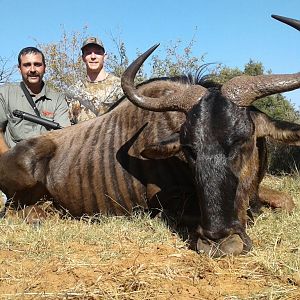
xmin=0 ymin=82 xmax=71 ymax=148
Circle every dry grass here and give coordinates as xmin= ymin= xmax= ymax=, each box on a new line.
xmin=0 ymin=175 xmax=300 ymax=299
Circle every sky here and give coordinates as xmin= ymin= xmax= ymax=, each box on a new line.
xmin=1 ymin=0 xmax=300 ymax=108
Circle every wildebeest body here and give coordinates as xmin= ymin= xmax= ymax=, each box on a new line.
xmin=0 ymin=84 xmax=196 ymax=218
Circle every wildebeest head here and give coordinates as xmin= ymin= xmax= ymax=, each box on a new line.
xmin=121 ymin=45 xmax=300 ymax=255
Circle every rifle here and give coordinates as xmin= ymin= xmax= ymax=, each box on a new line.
xmin=12 ymin=110 xmax=63 ymax=130
xmin=65 ymin=91 xmax=99 ymax=116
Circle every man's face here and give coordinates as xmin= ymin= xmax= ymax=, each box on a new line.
xmin=18 ymin=53 xmax=45 ymax=88
xmin=82 ymin=45 xmax=105 ymax=73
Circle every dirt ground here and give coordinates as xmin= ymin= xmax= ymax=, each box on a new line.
xmin=0 ymin=233 xmax=299 ymax=299
xmin=0 ymin=181 xmax=300 ymax=300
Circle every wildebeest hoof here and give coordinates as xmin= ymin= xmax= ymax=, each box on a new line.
xmin=218 ymin=234 xmax=246 ymax=255
xmin=196 ymin=234 xmax=246 ymax=257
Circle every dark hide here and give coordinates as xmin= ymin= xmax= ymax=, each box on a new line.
xmin=181 ymin=91 xmax=255 ymax=240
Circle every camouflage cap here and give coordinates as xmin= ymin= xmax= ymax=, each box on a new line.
xmin=81 ymin=37 xmax=105 ymax=51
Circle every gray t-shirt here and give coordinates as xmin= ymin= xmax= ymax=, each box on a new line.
xmin=0 ymin=82 xmax=70 ymax=148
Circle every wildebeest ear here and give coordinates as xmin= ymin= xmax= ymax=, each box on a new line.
xmin=251 ymin=110 xmax=300 ymax=145
xmin=141 ymin=133 xmax=181 ymax=159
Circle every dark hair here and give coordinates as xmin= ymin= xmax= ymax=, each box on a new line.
xmin=18 ymin=47 xmax=45 ymax=66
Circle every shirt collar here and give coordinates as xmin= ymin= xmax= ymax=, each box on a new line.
xmin=24 ymin=81 xmax=51 ymax=102
xmin=85 ymin=73 xmax=109 ymax=84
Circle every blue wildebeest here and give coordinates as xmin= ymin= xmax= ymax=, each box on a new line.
xmin=1 ymin=45 xmax=300 ymax=256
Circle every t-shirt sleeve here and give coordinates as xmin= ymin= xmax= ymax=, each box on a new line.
xmin=0 ymin=90 xmax=8 ymax=130
xmin=53 ymin=94 xmax=71 ymax=128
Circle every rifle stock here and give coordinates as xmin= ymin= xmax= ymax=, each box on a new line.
xmin=13 ymin=110 xmax=63 ymax=130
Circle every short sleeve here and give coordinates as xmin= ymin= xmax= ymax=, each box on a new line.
xmin=53 ymin=93 xmax=71 ymax=128
xmin=0 ymin=89 xmax=8 ymax=130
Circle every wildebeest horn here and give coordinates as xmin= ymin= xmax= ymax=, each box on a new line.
xmin=221 ymin=73 xmax=300 ymax=106
xmin=272 ymin=14 xmax=300 ymax=31
xmin=121 ymin=44 xmax=207 ymax=113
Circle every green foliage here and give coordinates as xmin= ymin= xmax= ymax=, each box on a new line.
xmin=255 ymin=94 xmax=300 ymax=122
xmin=267 ymin=143 xmax=300 ymax=174
xmin=150 ymin=39 xmax=205 ymax=78
xmin=105 ymin=39 xmax=129 ymax=78
xmin=244 ymin=59 xmax=265 ymax=76
xmin=210 ymin=65 xmax=243 ymax=84
xmin=37 ymin=26 xmax=88 ymax=91
xmin=256 ymin=93 xmax=300 ymax=174
xmin=0 ymin=56 xmax=16 ymax=84
xmin=38 ymin=29 xmax=207 ymax=90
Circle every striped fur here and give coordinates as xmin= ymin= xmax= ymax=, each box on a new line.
xmin=0 ymin=81 xmax=196 ymax=217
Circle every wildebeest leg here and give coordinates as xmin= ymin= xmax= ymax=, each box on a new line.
xmin=248 ymin=138 xmax=295 ymax=214
xmin=0 ymin=139 xmax=55 ymax=224
xmin=258 ymin=185 xmax=295 ymax=213
xmin=249 ymin=186 xmax=295 ymax=216
xmin=0 ymin=187 xmax=49 ymax=225
xmin=248 ymin=113 xmax=300 ymax=214
xmin=3 ymin=187 xmax=50 ymax=225
xmin=0 ymin=138 xmax=56 ymax=207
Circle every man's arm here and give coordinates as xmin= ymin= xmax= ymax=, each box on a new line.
xmin=0 ymin=129 xmax=9 ymax=154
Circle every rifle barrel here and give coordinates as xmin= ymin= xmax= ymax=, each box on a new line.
xmin=13 ymin=110 xmax=63 ymax=130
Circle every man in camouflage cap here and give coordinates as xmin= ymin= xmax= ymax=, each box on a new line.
xmin=68 ymin=37 xmax=123 ymax=123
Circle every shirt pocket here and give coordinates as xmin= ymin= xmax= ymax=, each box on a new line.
xmin=7 ymin=112 xmax=22 ymax=127
xmin=41 ymin=110 xmax=55 ymax=121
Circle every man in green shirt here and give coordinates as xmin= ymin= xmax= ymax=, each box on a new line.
xmin=0 ymin=46 xmax=70 ymax=208
xmin=0 ymin=46 xmax=70 ymax=152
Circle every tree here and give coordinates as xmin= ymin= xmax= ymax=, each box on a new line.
xmin=38 ymin=28 xmax=207 ymax=91
xmin=105 ymin=35 xmax=129 ymax=78
xmin=37 ymin=27 xmax=88 ymax=91
xmin=0 ymin=56 xmax=15 ymax=84
xmin=150 ymin=38 xmax=205 ymax=78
